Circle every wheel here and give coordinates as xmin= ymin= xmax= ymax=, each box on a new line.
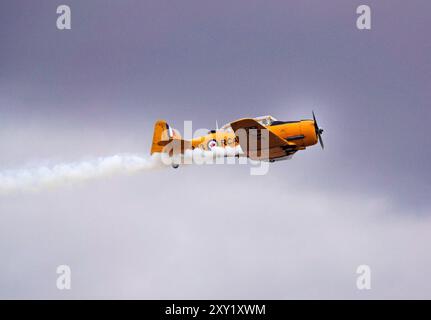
xmin=172 ymin=163 xmax=179 ymax=169
xmin=269 ymin=159 xmax=275 ymax=163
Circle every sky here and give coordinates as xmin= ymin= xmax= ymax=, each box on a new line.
xmin=0 ymin=0 xmax=430 ymax=299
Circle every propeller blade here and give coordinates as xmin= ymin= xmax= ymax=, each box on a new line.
xmin=312 ymin=111 xmax=324 ymax=150
xmin=319 ymin=131 xmax=324 ymax=149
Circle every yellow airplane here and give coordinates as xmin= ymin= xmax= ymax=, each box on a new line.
xmin=150 ymin=112 xmax=324 ymax=168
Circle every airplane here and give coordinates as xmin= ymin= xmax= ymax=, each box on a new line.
xmin=150 ymin=112 xmax=324 ymax=168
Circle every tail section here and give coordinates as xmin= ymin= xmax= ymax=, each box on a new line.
xmin=151 ymin=120 xmax=171 ymax=154
xmin=150 ymin=120 xmax=186 ymax=154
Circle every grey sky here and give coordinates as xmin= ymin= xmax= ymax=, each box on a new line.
xmin=0 ymin=0 xmax=430 ymax=298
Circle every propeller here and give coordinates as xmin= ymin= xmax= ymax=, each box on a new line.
xmin=312 ymin=111 xmax=324 ymax=149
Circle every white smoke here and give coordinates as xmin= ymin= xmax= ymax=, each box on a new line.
xmin=0 ymin=146 xmax=250 ymax=194
xmin=184 ymin=146 xmax=244 ymax=163
xmin=0 ymin=153 xmax=165 ymax=194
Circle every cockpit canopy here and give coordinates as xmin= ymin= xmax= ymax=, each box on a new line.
xmin=220 ymin=115 xmax=278 ymax=132
xmin=252 ymin=115 xmax=278 ymax=126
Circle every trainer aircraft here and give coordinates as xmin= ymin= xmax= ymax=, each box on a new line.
xmin=150 ymin=112 xmax=324 ymax=168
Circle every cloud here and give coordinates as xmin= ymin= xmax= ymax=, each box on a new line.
xmin=0 ymin=162 xmax=430 ymax=299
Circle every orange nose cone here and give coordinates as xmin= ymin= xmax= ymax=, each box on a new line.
xmin=300 ymin=120 xmax=318 ymax=147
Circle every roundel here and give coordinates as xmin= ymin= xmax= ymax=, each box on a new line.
xmin=207 ymin=139 xmax=217 ymax=150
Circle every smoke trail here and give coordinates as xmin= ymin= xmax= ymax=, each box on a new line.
xmin=184 ymin=146 xmax=244 ymax=162
xmin=0 ymin=146 xmax=249 ymax=194
xmin=0 ymin=153 xmax=165 ymax=194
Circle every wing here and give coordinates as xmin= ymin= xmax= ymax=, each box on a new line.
xmin=230 ymin=118 xmax=297 ymax=161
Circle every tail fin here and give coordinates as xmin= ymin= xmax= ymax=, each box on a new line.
xmin=151 ymin=120 xmax=185 ymax=154
xmin=151 ymin=120 xmax=171 ymax=154
xmin=151 ymin=120 xmax=191 ymax=155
